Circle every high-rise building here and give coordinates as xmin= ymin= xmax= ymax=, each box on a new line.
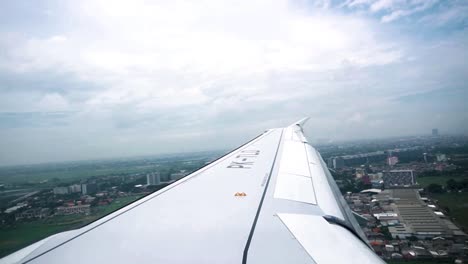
xmin=332 ymin=157 xmax=345 ymax=169
xmin=436 ymin=154 xmax=447 ymax=162
xmin=387 ymin=156 xmax=399 ymax=166
xmin=69 ymin=184 xmax=81 ymax=193
xmin=53 ymin=187 xmax=69 ymax=195
xmin=81 ymin=183 xmax=98 ymax=195
xmin=147 ymin=172 xmax=161 ymax=186
xmin=432 ymin=128 xmax=439 ymax=136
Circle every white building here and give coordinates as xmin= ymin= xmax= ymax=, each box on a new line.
xmin=436 ymin=154 xmax=447 ymax=162
xmin=69 ymin=184 xmax=81 ymax=193
xmin=81 ymin=183 xmax=97 ymax=195
xmin=388 ymin=224 xmax=413 ymax=239
xmin=53 ymin=187 xmax=69 ymax=195
xmin=56 ymin=204 xmax=91 ymax=215
xmin=16 ymin=208 xmax=50 ymax=220
xmin=5 ymin=203 xmax=27 ymax=214
xmin=387 ymin=156 xmax=399 ymax=166
xmin=373 ymin=212 xmax=399 ymax=221
xmin=147 ymin=172 xmax=161 ymax=185
xmin=332 ymin=157 xmax=345 ymax=169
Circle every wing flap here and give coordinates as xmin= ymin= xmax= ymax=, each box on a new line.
xmin=277 ymin=213 xmax=383 ymax=264
xmin=274 ymin=172 xmax=316 ymax=204
xmin=278 ymin=141 xmax=310 ymax=176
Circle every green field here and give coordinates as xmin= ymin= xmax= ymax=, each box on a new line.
xmin=415 ymin=174 xmax=468 ymax=231
xmin=417 ymin=175 xmax=468 ymax=187
xmin=431 ymin=192 xmax=468 ymax=232
xmin=0 ymin=152 xmax=219 ymax=185
xmin=93 ymin=195 xmax=144 ymax=216
xmin=0 ymin=165 xmax=157 ymax=184
xmin=0 ymin=195 xmax=142 ymax=258
xmin=0 ymin=220 xmax=78 ymax=257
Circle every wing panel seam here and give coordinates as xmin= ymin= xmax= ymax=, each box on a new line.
xmin=303 ymin=143 xmax=318 ymax=205
xmin=242 ymin=129 xmax=284 ymax=264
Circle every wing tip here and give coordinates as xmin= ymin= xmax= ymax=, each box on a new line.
xmin=289 ymin=117 xmax=309 ymax=128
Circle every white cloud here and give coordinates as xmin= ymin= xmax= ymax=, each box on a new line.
xmin=370 ymin=0 xmax=400 ymax=13
xmin=38 ymin=93 xmax=70 ymax=112
xmin=344 ymin=0 xmax=441 ymax=23
xmin=1 ymin=0 xmax=404 ymax=116
xmin=381 ymin=0 xmax=438 ymax=23
xmin=0 ymin=0 xmax=466 ymax=164
xmin=346 ymin=112 xmax=365 ymax=123
xmin=342 ymin=0 xmax=373 ymax=8
xmin=48 ymin=35 xmax=67 ymax=42
xmin=419 ymin=1 xmax=468 ymax=26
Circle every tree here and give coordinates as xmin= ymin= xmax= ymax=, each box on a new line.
xmin=446 ymin=179 xmax=458 ymax=191
xmin=426 ymin=183 xmax=444 ymax=194
xmin=461 ymin=179 xmax=468 ymax=189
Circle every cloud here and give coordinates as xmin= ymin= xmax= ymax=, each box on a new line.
xmin=0 ymin=112 xmax=72 ymax=129
xmin=2 ymin=1 xmax=400 ymax=75
xmin=346 ymin=112 xmax=365 ymax=123
xmin=344 ymin=0 xmax=373 ymax=8
xmin=418 ymin=1 xmax=468 ymax=27
xmin=370 ymin=0 xmax=399 ymax=13
xmin=48 ymin=35 xmax=68 ymax=42
xmin=38 ymin=93 xmax=70 ymax=112
xmin=380 ymin=0 xmax=439 ymax=23
xmin=0 ymin=0 xmax=466 ymax=165
xmin=343 ymin=0 xmax=442 ymax=23
xmin=0 ymin=0 xmax=404 ymax=118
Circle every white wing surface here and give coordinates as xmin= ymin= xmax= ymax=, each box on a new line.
xmin=1 ymin=119 xmax=384 ymax=264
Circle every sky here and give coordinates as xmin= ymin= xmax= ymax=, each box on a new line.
xmin=0 ymin=0 xmax=467 ymax=166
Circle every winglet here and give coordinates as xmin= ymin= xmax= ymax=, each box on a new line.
xmin=289 ymin=117 xmax=309 ymax=128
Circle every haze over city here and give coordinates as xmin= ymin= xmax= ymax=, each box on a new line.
xmin=0 ymin=0 xmax=467 ymax=165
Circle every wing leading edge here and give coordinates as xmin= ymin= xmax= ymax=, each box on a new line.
xmin=1 ymin=119 xmax=384 ymax=264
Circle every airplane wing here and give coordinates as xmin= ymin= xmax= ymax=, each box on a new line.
xmin=1 ymin=118 xmax=384 ymax=264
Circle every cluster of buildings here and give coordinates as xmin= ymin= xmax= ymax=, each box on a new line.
xmin=3 ymin=169 xmax=191 ymax=223
xmin=4 ymin=180 xmax=128 ymax=221
xmin=382 ymin=170 xmax=415 ymax=188
xmin=146 ymin=170 xmax=188 ymax=186
xmin=15 ymin=208 xmax=51 ymax=220
xmin=327 ymin=147 xmax=422 ymax=170
xmin=4 ymin=201 xmax=92 ymax=221
xmin=53 ymin=183 xmax=98 ymax=195
xmin=332 ymin=132 xmax=468 ymax=261
xmin=346 ymin=188 xmax=466 ymax=260
xmin=56 ymin=204 xmax=91 ymax=215
xmin=352 ymin=168 xmax=416 ymax=189
xmin=376 ymin=189 xmax=465 ymax=239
